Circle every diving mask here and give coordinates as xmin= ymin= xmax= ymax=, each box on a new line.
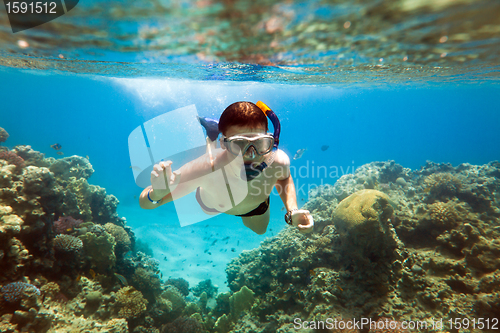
xmin=222 ymin=133 xmax=275 ymax=156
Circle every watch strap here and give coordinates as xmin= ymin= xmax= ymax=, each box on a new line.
xmin=147 ymin=189 xmax=162 ymax=204
xmin=284 ymin=209 xmax=298 ymax=225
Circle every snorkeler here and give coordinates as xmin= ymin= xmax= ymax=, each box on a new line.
xmin=139 ymin=101 xmax=314 ymax=235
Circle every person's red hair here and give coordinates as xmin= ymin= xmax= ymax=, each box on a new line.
xmin=218 ymin=102 xmax=268 ymax=135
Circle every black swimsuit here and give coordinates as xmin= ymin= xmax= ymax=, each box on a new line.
xmin=195 ymin=187 xmax=270 ymax=217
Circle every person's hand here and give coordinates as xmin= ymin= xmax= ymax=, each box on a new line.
xmin=150 ymin=161 xmax=181 ymax=197
xmin=291 ymin=209 xmax=314 ymax=234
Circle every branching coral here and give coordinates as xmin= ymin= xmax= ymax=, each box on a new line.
xmin=115 ymin=286 xmax=148 ymax=319
xmin=53 ymin=234 xmax=83 ymax=253
xmin=423 ymin=172 xmax=461 ymax=198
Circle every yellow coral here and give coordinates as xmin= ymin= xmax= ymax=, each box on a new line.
xmin=428 ymin=201 xmax=457 ymax=229
xmin=116 ymin=286 xmax=148 ymax=319
xmin=334 ymin=189 xmax=393 ymax=232
xmin=40 ymin=282 xmax=60 ymax=297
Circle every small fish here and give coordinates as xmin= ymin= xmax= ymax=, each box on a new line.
xmin=76 ymin=275 xmax=82 ymax=282
xmin=115 ymin=273 xmax=128 ymax=286
xmin=50 ymin=143 xmax=62 ymax=150
xmin=222 ymin=236 xmax=229 ymax=241
xmin=337 ymin=286 xmax=343 ymax=292
xmin=56 ymin=152 xmax=64 ymax=156
xmin=211 ymin=240 xmax=217 ymax=246
xmin=89 ymin=269 xmax=96 ymax=280
xmin=321 ymin=145 xmax=329 ymax=151
xmin=309 ymin=269 xmax=316 ymax=276
xmin=293 ymin=148 xmax=307 ymax=160
xmin=231 ymin=248 xmax=236 ymax=252
xmin=129 ymin=166 xmax=142 ymax=172
xmin=66 ymin=228 xmax=72 ymax=232
xmin=85 ymin=155 xmax=90 ymax=160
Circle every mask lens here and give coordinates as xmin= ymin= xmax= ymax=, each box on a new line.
xmin=225 ymin=135 xmax=274 ymax=155
xmin=227 ymin=138 xmax=247 ymax=154
xmin=253 ymin=137 xmax=274 ymax=155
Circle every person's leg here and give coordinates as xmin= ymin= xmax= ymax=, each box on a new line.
xmin=241 ymin=208 xmax=270 ymax=234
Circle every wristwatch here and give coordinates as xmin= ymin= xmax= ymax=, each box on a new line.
xmin=284 ymin=209 xmax=298 ymax=225
xmin=147 ymin=189 xmax=163 ymax=204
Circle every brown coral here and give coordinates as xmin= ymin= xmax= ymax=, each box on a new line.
xmin=104 ymin=223 xmax=131 ymax=255
xmin=116 ymin=286 xmax=148 ymax=319
xmin=428 ymin=201 xmax=458 ymax=230
xmin=53 ymin=234 xmax=83 ymax=253
xmin=0 ymin=150 xmax=24 ymax=171
xmin=0 ymin=127 xmax=8 ymax=143
xmin=423 ymin=172 xmax=461 ymax=198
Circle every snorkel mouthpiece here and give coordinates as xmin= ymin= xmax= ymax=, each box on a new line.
xmin=243 ymin=162 xmax=267 ymax=181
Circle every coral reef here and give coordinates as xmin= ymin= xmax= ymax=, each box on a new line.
xmin=116 ymin=286 xmax=148 ymax=319
xmin=165 ymin=278 xmax=190 ymax=297
xmin=160 ymin=316 xmax=203 ymax=333
xmin=104 ymin=222 xmax=131 ymax=256
xmin=1 ymin=282 xmax=40 ymax=303
xmin=0 ymin=127 xmax=9 ymax=143
xmin=192 ymin=279 xmax=218 ymax=298
xmin=79 ymin=229 xmax=117 ymax=273
xmin=53 ymin=216 xmax=83 ymax=234
xmin=223 ymin=160 xmax=500 ymax=332
xmin=1 ymin=131 xmax=499 ymax=333
xmin=53 ymin=234 xmax=83 ymax=253
xmin=0 ymin=151 xmax=24 ymax=172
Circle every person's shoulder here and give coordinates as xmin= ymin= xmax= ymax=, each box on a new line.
xmin=273 ymin=149 xmax=290 ymax=167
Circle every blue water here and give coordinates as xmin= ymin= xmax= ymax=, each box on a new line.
xmin=2 ymin=66 xmax=500 ymax=289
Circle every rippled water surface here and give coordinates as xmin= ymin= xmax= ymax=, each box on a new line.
xmin=1 ymin=0 xmax=499 ymax=84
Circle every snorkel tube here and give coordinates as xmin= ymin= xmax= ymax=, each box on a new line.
xmin=244 ymin=101 xmax=281 ymax=180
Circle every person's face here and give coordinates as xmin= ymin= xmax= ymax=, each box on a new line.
xmin=224 ymin=125 xmax=268 ymax=163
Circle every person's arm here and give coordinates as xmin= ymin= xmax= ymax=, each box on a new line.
xmin=139 ymin=151 xmax=220 ymax=210
xmin=274 ymin=150 xmax=314 ymax=233
xmin=276 ymin=175 xmax=298 ymax=212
